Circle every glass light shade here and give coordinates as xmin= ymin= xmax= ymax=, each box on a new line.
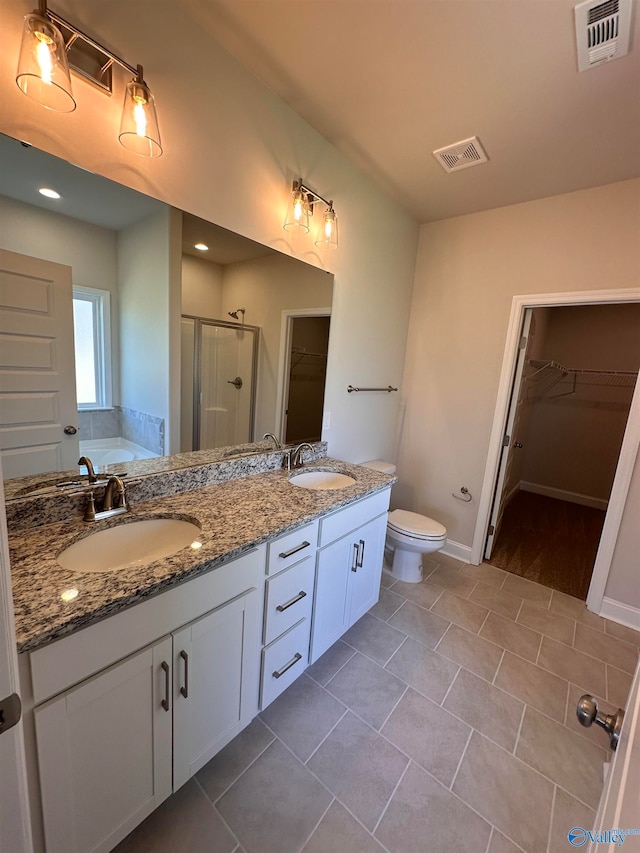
xmin=283 ymin=188 xmax=310 ymax=233
xmin=16 ymin=12 xmax=76 ymax=112
xmin=118 ymin=78 xmax=162 ymax=157
xmin=315 ymin=207 xmax=338 ymax=249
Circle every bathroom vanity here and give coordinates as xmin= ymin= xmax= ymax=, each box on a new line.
xmin=7 ymin=451 xmax=393 ymax=853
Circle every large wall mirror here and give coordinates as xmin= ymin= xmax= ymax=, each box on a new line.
xmin=0 ymin=133 xmax=334 ymax=495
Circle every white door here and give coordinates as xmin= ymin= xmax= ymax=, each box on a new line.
xmin=485 ymin=310 xmax=533 ymax=559
xmin=0 ymin=248 xmax=79 ymax=478
xmin=0 ymin=458 xmax=33 ymax=853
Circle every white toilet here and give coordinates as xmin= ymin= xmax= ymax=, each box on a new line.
xmin=363 ymin=461 xmax=447 ymax=584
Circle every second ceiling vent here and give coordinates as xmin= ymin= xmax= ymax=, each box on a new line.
xmin=432 ymin=136 xmax=489 ymax=173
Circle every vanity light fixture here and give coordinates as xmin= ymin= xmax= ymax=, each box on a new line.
xmin=38 ymin=186 xmax=61 ymax=198
xmin=194 ymin=242 xmax=209 ymax=251
xmin=15 ymin=0 xmax=162 ymax=157
xmin=283 ymin=179 xmax=339 ymax=249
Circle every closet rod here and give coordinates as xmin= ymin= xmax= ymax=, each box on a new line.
xmin=347 ymin=385 xmax=398 ymax=393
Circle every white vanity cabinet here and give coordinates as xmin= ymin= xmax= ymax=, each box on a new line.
xmin=30 ymin=548 xmax=262 ymax=853
xmin=34 ymin=637 xmax=173 ymax=853
xmin=310 ymin=489 xmax=389 ymax=663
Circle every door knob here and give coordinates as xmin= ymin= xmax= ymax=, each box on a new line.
xmin=227 ymin=376 xmax=243 ymax=389
xmin=64 ymin=425 xmax=78 ymax=435
xmin=576 ymin=694 xmax=624 ymax=750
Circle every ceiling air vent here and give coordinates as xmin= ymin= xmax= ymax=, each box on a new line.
xmin=432 ymin=137 xmax=489 ymax=173
xmin=574 ymin=0 xmax=633 ymax=72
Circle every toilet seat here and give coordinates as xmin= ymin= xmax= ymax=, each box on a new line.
xmin=388 ymin=509 xmax=446 ymax=541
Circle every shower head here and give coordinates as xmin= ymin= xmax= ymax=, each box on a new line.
xmin=228 ymin=308 xmax=246 ymax=320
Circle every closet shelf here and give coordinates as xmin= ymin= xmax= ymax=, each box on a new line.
xmin=528 ymin=359 xmax=637 ymax=389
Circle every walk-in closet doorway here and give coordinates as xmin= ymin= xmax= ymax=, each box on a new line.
xmin=473 ymin=289 xmax=640 ymax=616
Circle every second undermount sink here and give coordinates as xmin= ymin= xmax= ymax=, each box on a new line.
xmin=57 ymin=518 xmax=202 ymax=573
xmin=289 ymin=470 xmax=356 ymax=490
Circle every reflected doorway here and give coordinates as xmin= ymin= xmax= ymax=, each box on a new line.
xmin=281 ymin=314 xmax=330 ymax=445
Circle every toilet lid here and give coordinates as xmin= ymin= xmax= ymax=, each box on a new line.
xmin=388 ymin=509 xmax=447 ymax=539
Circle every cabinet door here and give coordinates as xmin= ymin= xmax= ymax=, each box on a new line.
xmin=173 ymin=589 xmax=259 ymax=789
xmin=309 ymin=534 xmax=353 ymax=663
xmin=347 ymin=514 xmax=386 ymax=627
xmin=34 ymin=636 xmax=173 ymax=853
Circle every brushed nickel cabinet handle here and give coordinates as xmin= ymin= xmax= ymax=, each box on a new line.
xmin=161 ymin=661 xmax=170 ymax=712
xmin=272 ymin=652 xmax=302 ymax=679
xmin=357 ymin=539 xmax=365 ymax=568
xmin=180 ymin=650 xmax=189 ymax=699
xmin=351 ymin=542 xmax=359 ymax=572
xmin=278 ymin=541 xmax=310 ymax=559
xmin=276 ymin=590 xmax=307 ymax=612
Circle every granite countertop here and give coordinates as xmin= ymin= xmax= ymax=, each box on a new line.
xmin=9 ymin=459 xmax=394 ymax=654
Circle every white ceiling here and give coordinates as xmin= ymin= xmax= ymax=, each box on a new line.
xmin=189 ymin=0 xmax=640 ymax=222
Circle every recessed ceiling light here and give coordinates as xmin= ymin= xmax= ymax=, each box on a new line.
xmin=38 ymin=187 xmax=61 ymax=199
xmin=194 ymin=242 xmax=209 ymax=251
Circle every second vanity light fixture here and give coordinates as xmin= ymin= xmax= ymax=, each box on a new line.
xmin=15 ymin=0 xmax=162 ymax=157
xmin=283 ymin=179 xmax=339 ymax=249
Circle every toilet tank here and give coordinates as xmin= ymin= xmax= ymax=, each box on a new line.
xmin=362 ymin=460 xmax=397 ymax=475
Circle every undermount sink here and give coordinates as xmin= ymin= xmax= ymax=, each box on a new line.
xmin=289 ymin=470 xmax=356 ymax=490
xmin=57 ymin=518 xmax=202 ymax=573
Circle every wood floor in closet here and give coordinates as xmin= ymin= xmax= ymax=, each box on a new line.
xmin=486 ymin=490 xmax=606 ymax=600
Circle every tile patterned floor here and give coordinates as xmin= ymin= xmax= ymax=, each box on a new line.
xmin=114 ymin=553 xmax=640 ymax=853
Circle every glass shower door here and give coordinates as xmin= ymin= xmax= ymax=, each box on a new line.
xmin=197 ymin=320 xmax=257 ymax=450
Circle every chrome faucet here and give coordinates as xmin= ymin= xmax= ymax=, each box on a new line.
xmin=83 ymin=475 xmax=128 ymax=522
xmin=290 ymin=442 xmax=315 ymax=469
xmin=262 ymin=432 xmax=282 ymax=450
xmin=78 ymin=455 xmax=98 ymax=484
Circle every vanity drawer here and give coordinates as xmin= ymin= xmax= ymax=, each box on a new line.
xmin=267 ymin=520 xmax=318 ymax=575
xmin=264 ymin=557 xmax=314 ymax=645
xmin=260 ymin=618 xmax=309 ymax=709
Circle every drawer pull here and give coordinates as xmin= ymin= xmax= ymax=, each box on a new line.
xmin=272 ymin=652 xmax=302 ymax=679
xmin=278 ymin=540 xmax=311 ymax=559
xmin=180 ymin=650 xmax=189 ymax=699
xmin=276 ymin=590 xmax=307 ymax=612
xmin=161 ymin=661 xmax=170 ymax=712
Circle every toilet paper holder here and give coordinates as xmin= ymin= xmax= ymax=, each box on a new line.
xmin=576 ymin=694 xmax=624 ymax=750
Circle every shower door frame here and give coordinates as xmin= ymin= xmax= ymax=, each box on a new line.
xmin=184 ymin=315 xmax=260 ymax=452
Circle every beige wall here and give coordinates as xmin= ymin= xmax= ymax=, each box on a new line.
xmin=520 ymin=304 xmax=640 ymax=502
xmin=0 ymin=195 xmax=121 ymax=403
xmin=181 ymin=255 xmax=223 ymax=319
xmin=0 ymin=0 xmax=418 ymax=464
xmin=221 ymin=253 xmax=333 ymax=439
xmin=117 ymin=209 xmax=174 ymax=447
xmin=399 ymin=180 xmax=640 ymax=554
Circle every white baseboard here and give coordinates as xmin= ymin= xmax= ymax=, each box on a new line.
xmin=441 ymin=540 xmax=472 ymax=565
xmin=598 ymin=597 xmax=640 ymax=632
xmin=520 ymin=481 xmax=609 ymax=511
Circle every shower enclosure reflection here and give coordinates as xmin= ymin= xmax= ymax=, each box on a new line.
xmin=181 ymin=317 xmax=259 ymax=451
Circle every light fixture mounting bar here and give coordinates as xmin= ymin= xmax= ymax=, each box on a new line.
xmin=40 ymin=1 xmax=141 ymax=94
xmin=296 ymin=179 xmax=333 ymax=211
